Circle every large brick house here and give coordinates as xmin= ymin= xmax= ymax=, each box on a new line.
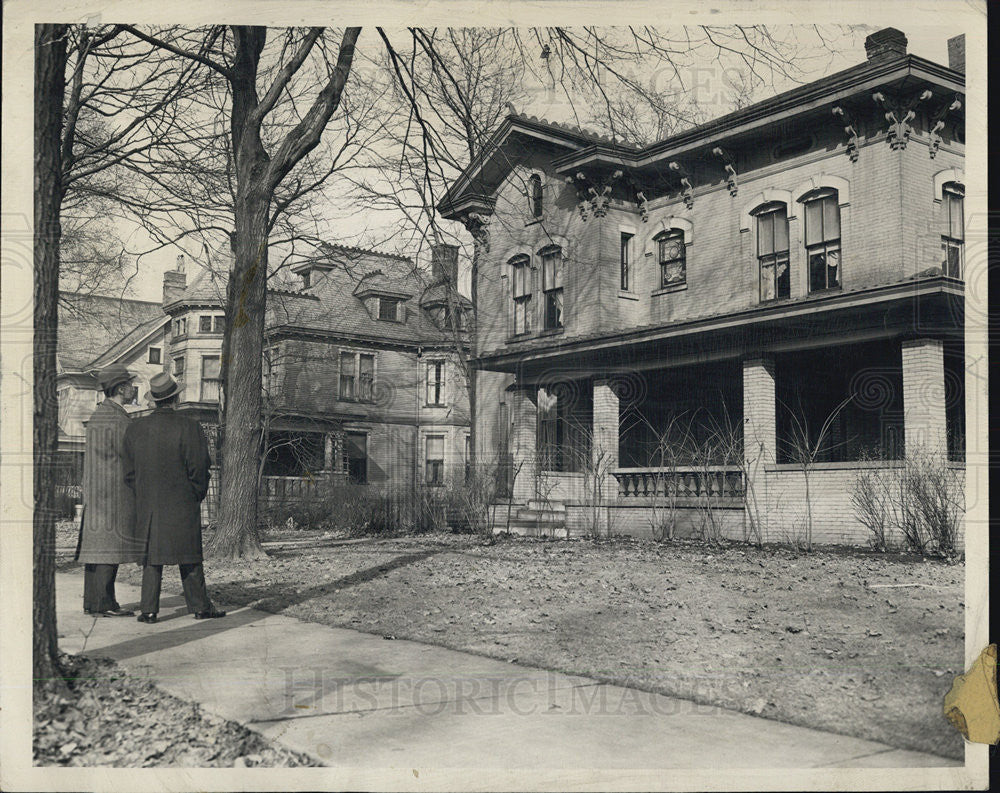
xmin=57 ymin=244 xmax=472 ymax=516
xmin=440 ymin=28 xmax=966 ymax=544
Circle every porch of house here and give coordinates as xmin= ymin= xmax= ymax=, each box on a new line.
xmin=494 ymin=335 xmax=965 ymax=547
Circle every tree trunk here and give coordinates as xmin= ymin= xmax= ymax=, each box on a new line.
xmin=34 ymin=23 xmax=68 ymax=688
xmin=208 ymin=193 xmax=269 ymax=559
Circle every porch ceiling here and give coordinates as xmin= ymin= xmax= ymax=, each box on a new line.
xmin=475 ymin=277 xmax=963 ymax=378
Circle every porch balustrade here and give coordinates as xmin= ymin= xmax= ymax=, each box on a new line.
xmin=612 ymin=466 xmax=744 ymax=500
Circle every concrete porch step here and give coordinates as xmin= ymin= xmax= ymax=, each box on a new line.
xmin=526 ymin=499 xmax=566 ymax=513
xmin=515 ymin=508 xmax=568 ymax=522
xmin=493 ymin=519 xmax=569 ymax=539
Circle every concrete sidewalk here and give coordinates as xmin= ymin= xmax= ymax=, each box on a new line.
xmin=56 ymin=570 xmax=958 ymax=771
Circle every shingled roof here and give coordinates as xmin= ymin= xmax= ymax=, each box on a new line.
xmin=270 ymin=254 xmax=464 ymax=348
xmin=58 ymin=292 xmax=165 ymax=372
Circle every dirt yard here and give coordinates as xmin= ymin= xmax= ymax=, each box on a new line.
xmin=101 ymin=530 xmax=966 ymax=760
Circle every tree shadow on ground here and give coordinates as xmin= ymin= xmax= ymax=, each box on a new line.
xmin=76 ymin=549 xmax=444 ymax=663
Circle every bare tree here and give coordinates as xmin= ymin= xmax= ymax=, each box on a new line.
xmin=34 ymin=22 xmax=70 ymax=688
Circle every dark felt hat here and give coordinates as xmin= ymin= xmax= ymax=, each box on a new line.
xmin=96 ymin=365 xmax=135 ymax=392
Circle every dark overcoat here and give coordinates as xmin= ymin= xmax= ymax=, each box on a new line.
xmin=123 ymin=407 xmax=212 ymax=565
xmin=77 ymin=399 xmax=143 ymax=563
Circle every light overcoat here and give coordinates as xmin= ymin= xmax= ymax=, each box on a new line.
xmin=123 ymin=407 xmax=212 ymax=565
xmin=77 ymin=399 xmax=143 ymax=563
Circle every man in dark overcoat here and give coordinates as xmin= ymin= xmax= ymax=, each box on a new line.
xmin=123 ymin=372 xmax=225 ymax=623
xmin=76 ymin=365 xmax=142 ymax=616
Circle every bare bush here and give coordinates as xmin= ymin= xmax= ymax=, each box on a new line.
xmin=850 ymin=447 xmax=963 ymax=557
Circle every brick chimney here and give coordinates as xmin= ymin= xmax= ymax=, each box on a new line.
xmin=864 ymin=28 xmax=907 ymax=62
xmin=162 ymin=254 xmax=187 ymax=306
xmin=947 ymin=34 xmax=965 ymax=73
xmin=431 ymin=244 xmax=459 ymax=286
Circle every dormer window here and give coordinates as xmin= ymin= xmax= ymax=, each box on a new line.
xmin=301 ymin=272 xmax=311 ymax=289
xmin=378 ymin=297 xmax=401 ymax=321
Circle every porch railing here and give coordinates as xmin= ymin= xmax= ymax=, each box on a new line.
xmin=612 ymin=466 xmax=744 ymax=500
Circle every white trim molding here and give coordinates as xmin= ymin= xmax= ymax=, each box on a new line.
xmin=932 ymin=168 xmax=965 ymax=199
xmin=792 ymin=174 xmax=850 ymax=206
xmin=739 ymin=188 xmax=794 ymax=231
xmin=644 ymin=216 xmax=693 ymax=254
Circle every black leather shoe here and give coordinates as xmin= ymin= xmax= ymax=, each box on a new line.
xmin=98 ymin=607 xmax=135 ymax=617
xmin=136 ymin=613 xmax=158 ymax=623
xmin=194 ymin=608 xmax=226 ymax=619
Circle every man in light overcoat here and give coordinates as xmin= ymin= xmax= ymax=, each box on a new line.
xmin=123 ymin=372 xmax=225 ymax=623
xmin=76 ymin=365 xmax=143 ymax=616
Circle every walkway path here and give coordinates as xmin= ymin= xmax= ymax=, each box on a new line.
xmin=56 ymin=570 xmax=958 ymax=772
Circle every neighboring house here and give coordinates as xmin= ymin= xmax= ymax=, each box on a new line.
xmin=55 ymin=292 xmax=170 ymax=492
xmin=158 ymin=245 xmax=472 ymax=506
xmin=440 ymin=28 xmax=966 ymax=544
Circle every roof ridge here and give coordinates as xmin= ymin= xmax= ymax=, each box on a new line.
xmin=321 ymin=242 xmax=411 ymax=262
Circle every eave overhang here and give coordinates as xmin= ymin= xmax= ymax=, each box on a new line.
xmin=551 ymin=55 xmax=965 ymax=177
xmin=473 ymin=277 xmax=964 ymax=376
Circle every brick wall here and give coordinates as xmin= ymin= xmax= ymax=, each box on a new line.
xmin=478 ymin=123 xmax=963 ymax=354
xmin=901 ymin=338 xmax=947 ymax=456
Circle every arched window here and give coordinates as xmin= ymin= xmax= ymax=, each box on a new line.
xmin=510 ymin=256 xmax=532 ymax=336
xmin=529 ymin=174 xmax=543 ymax=219
xmin=753 ymin=202 xmax=790 ymax=301
xmin=654 ymin=229 xmax=686 ymax=289
xmin=941 ymin=182 xmax=964 ymax=278
xmin=801 ymin=188 xmax=841 ymax=292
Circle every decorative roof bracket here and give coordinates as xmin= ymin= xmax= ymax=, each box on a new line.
xmin=872 ymin=89 xmax=932 ymax=151
xmin=831 ymin=105 xmax=861 ymax=162
xmin=460 ymin=212 xmax=491 ymax=254
xmin=668 ymin=161 xmax=694 ymax=210
xmin=565 ymin=169 xmax=624 ymax=220
xmin=711 ymin=147 xmax=738 ymax=196
xmin=928 ymin=94 xmax=963 ymax=159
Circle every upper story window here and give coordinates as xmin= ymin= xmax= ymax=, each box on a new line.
xmin=339 ymin=351 xmax=375 ymax=401
xmin=656 ymin=230 xmax=686 ymax=289
xmin=378 ymin=297 xmax=401 ymax=321
xmin=301 ymin=272 xmax=311 ymax=289
xmin=941 ymin=183 xmax=964 ymax=278
xmin=200 ymin=355 xmax=221 ymax=402
xmin=620 ymin=232 xmax=634 ymax=291
xmin=511 ymin=257 xmax=532 ymax=336
xmin=173 ymin=317 xmax=188 ymax=337
xmin=529 ymin=174 xmax=543 ymax=219
xmin=148 ymin=346 xmax=162 ymax=364
xmin=199 ymin=314 xmax=224 ymax=333
xmin=426 ymin=360 xmax=446 ymax=406
xmin=755 ymin=203 xmax=790 ymax=301
xmin=540 ymin=246 xmax=563 ymax=330
xmin=173 ymin=356 xmax=185 ymax=377
xmin=803 ymin=188 xmax=841 ymax=292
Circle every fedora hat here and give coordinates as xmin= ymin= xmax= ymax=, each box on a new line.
xmin=96 ymin=365 xmax=135 ymax=392
xmin=147 ymin=371 xmax=182 ymax=402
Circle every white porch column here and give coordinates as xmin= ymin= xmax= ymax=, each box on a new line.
xmin=743 ymin=357 xmax=777 ymax=467
xmin=510 ymin=384 xmax=537 ymax=502
xmin=743 ymin=357 xmax=776 ymax=541
xmin=901 ymin=339 xmax=947 ymax=458
xmin=592 ymin=378 xmax=620 ymax=500
xmin=323 ymin=433 xmax=334 ymax=471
